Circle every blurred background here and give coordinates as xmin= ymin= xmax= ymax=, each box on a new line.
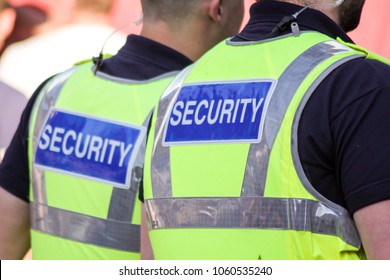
xmin=6 ymin=0 xmax=390 ymax=59
xmin=1 ymin=0 xmax=389 ymax=260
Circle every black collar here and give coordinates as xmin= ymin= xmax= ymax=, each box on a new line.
xmin=232 ymin=1 xmax=353 ymax=43
xmin=100 ymin=34 xmax=193 ymax=80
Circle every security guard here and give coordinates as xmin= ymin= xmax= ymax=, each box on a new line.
xmin=143 ymin=0 xmax=390 ymax=259
xmin=0 ymin=0 xmax=245 ymax=259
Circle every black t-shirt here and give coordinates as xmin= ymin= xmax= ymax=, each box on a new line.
xmin=232 ymin=1 xmax=390 ymax=214
xmin=3 ymin=2 xmax=390 ymax=215
xmin=0 ymin=34 xmax=192 ymax=203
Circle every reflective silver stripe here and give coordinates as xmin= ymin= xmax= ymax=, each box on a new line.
xmin=291 ymin=54 xmax=364 ymax=214
xmin=32 ymin=202 xmax=140 ymax=252
xmin=148 ymin=41 xmax=363 ymax=248
xmin=107 ymin=176 xmax=139 ymax=221
xmin=30 ymin=67 xmax=142 ymax=253
xmin=107 ymin=113 xmax=152 ymax=221
xmin=242 ymin=41 xmax=356 ymax=196
xmin=31 ymin=68 xmax=77 ymax=204
xmin=151 ymin=42 xmax=355 ymax=198
xmin=145 ymin=197 xmax=360 ymax=247
xmin=152 ymin=66 xmax=195 ymax=197
xmin=96 ymin=69 xmax=180 ymax=84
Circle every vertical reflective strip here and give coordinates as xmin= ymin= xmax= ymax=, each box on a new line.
xmin=151 ymin=66 xmax=194 ymax=197
xmin=241 ymin=41 xmax=354 ymax=196
xmin=107 ymin=168 xmax=139 ymax=221
xmin=30 ymin=67 xmax=144 ymax=253
xmin=151 ymin=42 xmax=353 ymax=198
xmin=107 ymin=113 xmax=152 ymax=221
xmin=32 ymin=202 xmax=140 ymax=252
xmin=31 ymin=68 xmax=77 ymax=204
xmin=290 ymin=54 xmax=364 ymax=247
xmin=146 ymin=41 xmax=363 ymax=247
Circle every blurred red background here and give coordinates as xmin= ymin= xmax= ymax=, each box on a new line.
xmin=8 ymin=0 xmax=390 ymax=59
xmin=5 ymin=0 xmax=389 ymax=261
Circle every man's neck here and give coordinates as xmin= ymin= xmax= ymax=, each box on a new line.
xmin=141 ymin=21 xmax=205 ymax=61
xmin=283 ymin=0 xmax=340 ymax=24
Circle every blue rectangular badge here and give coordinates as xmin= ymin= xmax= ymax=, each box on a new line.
xmin=34 ymin=110 xmax=146 ymax=188
xmin=163 ymin=80 xmax=275 ymax=145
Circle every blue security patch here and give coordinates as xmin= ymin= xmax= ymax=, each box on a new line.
xmin=163 ymin=80 xmax=275 ymax=145
xmin=34 ymin=109 xmax=146 ymax=188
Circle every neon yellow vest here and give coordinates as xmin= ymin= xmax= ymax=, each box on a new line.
xmin=143 ymin=32 xmax=388 ymax=260
xmin=28 ymin=62 xmax=178 ymax=259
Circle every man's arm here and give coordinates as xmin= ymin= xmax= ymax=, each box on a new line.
xmin=353 ymin=199 xmax=390 ymax=259
xmin=0 ymin=187 xmax=30 ymax=259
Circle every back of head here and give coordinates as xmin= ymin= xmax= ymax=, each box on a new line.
xmin=141 ymin=0 xmax=244 ymax=39
xmin=140 ymin=0 xmax=244 ymax=61
xmin=141 ymin=0 xmax=198 ymax=24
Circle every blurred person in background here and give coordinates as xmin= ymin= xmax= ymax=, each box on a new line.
xmin=0 ymin=0 xmax=244 ymax=259
xmin=0 ymin=0 xmax=27 ymax=162
xmin=0 ymin=0 xmax=126 ymax=97
xmin=0 ymin=4 xmax=47 ymax=56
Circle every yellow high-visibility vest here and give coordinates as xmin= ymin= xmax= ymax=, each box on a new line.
xmin=28 ymin=62 xmax=178 ymax=259
xmin=143 ymin=32 xmax=389 ymax=260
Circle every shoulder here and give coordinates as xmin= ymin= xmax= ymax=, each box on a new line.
xmin=327 ymin=56 xmax=390 ymax=86
xmin=299 ymin=56 xmax=390 ymax=213
xmin=337 ymin=57 xmax=390 ymax=86
xmin=318 ymin=57 xmax=390 ymax=118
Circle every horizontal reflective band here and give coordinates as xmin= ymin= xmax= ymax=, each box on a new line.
xmin=31 ymin=202 xmax=140 ymax=253
xmin=145 ymin=197 xmax=360 ymax=247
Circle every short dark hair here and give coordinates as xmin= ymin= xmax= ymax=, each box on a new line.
xmin=141 ymin=0 xmax=199 ymax=22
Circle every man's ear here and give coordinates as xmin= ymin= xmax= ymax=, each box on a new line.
xmin=209 ymin=0 xmax=222 ymax=23
xmin=0 ymin=8 xmax=16 ymax=42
